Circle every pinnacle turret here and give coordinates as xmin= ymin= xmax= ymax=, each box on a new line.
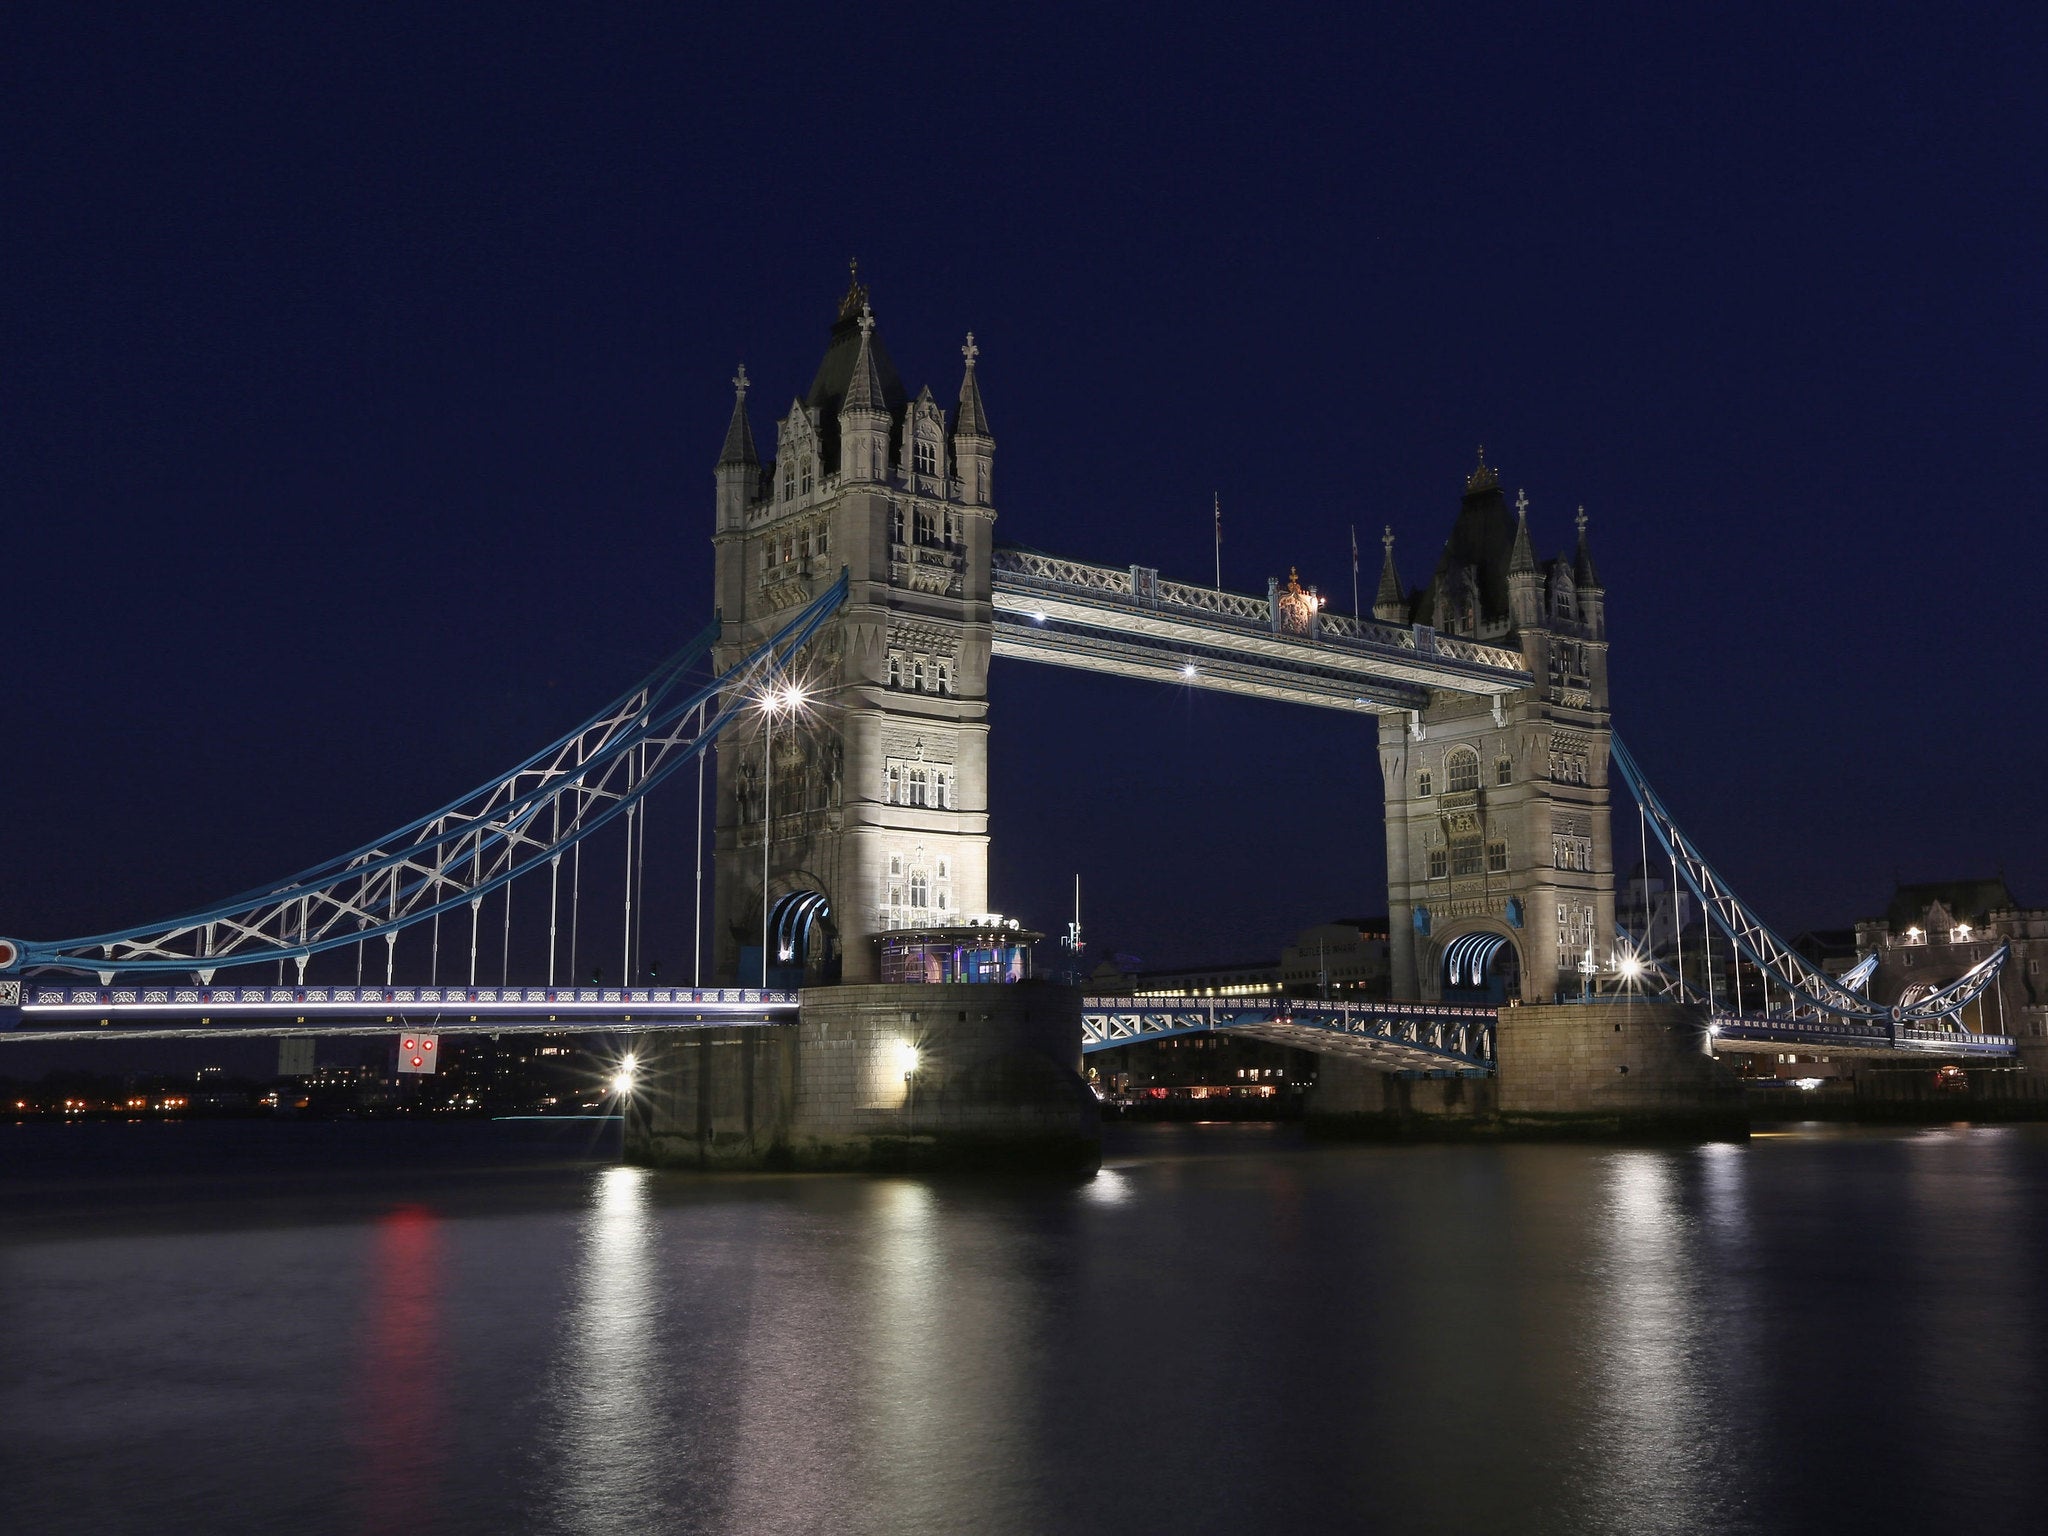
xmin=1372 ymin=525 xmax=1405 ymax=621
xmin=953 ymin=331 xmax=992 ymax=439
xmin=1508 ymin=489 xmax=1537 ymax=574
xmin=718 ymin=364 xmax=758 ymax=468
xmin=1573 ymin=506 xmax=1601 ymax=588
xmin=841 ymin=304 xmax=888 ymax=416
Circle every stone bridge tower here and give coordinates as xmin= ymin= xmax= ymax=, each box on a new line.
xmin=1375 ymin=453 xmax=1616 ymax=1004
xmin=710 ymin=270 xmax=996 ymax=984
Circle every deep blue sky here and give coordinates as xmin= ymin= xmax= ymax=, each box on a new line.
xmin=4 ymin=3 xmax=2044 ymax=1001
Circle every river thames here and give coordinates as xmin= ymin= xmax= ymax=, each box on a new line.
xmin=3 ymin=1119 xmax=2044 ymax=1535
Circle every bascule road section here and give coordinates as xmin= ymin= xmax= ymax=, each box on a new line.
xmin=989 ymin=549 xmax=1529 ymax=714
xmin=1082 ymin=996 xmax=1495 ymax=1072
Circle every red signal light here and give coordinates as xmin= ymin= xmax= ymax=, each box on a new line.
xmin=402 ymin=1038 xmax=416 ymax=1051
xmin=410 ymin=1056 xmax=424 ymax=1068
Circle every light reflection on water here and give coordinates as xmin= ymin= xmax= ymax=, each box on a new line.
xmin=3 ymin=1121 xmax=2047 ymax=1536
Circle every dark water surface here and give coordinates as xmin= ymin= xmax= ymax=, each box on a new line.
xmin=3 ymin=1119 xmax=2045 ymax=1535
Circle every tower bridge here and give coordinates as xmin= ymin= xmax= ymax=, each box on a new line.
xmin=1 ymin=269 xmax=2018 ymax=1160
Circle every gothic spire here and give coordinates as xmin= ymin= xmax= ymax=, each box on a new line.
xmin=954 ymin=331 xmax=992 ymax=438
xmin=1573 ymin=505 xmax=1601 ymax=587
xmin=841 ymin=304 xmax=887 ymax=416
xmin=1509 ymin=489 xmax=1537 ymax=574
xmin=1374 ymin=525 xmax=1403 ymax=609
xmin=718 ymin=363 xmax=758 ymax=467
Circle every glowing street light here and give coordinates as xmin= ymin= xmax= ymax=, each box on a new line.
xmin=612 ymin=1052 xmax=637 ymax=1096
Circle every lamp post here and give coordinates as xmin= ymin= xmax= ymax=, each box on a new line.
xmin=758 ymin=683 xmax=808 ymax=989
xmin=761 ymin=688 xmax=773 ymax=987
xmin=612 ymin=1051 xmax=637 ymax=1158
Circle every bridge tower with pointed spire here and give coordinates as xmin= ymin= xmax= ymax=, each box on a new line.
xmin=710 ymin=265 xmax=999 ymax=985
xmin=1374 ymin=451 xmax=1617 ymax=1004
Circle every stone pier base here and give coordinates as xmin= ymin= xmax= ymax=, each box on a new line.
xmin=625 ymin=983 xmax=1099 ymax=1172
xmin=1307 ymin=998 xmax=1748 ymax=1141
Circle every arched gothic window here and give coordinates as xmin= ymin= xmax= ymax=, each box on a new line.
xmin=915 ymin=438 xmax=937 ymax=476
xmin=909 ymin=869 xmax=929 ymax=907
xmin=1496 ymin=758 xmax=1513 ymax=786
xmin=1447 ymin=749 xmax=1480 ymax=794
xmin=1417 ymin=770 xmax=1433 ymax=797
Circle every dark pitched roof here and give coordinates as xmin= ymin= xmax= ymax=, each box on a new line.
xmin=1412 ymin=479 xmax=1518 ymax=625
xmin=1885 ymin=878 xmax=2016 ymax=929
xmin=805 ymin=309 xmax=908 ymax=473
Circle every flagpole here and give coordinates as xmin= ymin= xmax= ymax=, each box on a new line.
xmin=1213 ymin=492 xmax=1221 ymax=590
xmin=1351 ymin=524 xmax=1361 ymax=619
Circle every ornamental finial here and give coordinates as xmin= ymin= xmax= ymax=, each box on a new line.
xmin=732 ymin=363 xmax=749 ymax=397
xmin=1515 ymin=488 xmax=1529 ymax=519
xmin=1382 ymin=524 xmax=1395 ymax=555
xmin=1466 ymin=446 xmax=1499 ymax=492
xmin=858 ymin=301 xmax=875 ymax=338
xmin=962 ymin=331 xmax=980 ymax=367
xmin=1576 ymin=504 xmax=1589 ymax=537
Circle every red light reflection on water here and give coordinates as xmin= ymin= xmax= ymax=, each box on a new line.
xmin=349 ymin=1205 xmax=448 ymax=1534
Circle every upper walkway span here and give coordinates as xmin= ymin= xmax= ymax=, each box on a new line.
xmin=990 ymin=548 xmax=1531 ymax=715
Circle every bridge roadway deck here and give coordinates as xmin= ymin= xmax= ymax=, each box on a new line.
xmin=990 ymin=549 xmax=1530 ymax=714
xmin=1707 ymin=1012 xmax=2016 ymax=1059
xmin=3 ymin=982 xmax=797 ymax=1042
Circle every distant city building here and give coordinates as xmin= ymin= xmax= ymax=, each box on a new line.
xmin=1857 ymin=879 xmax=2048 ymax=1058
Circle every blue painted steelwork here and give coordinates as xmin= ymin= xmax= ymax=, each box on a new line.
xmin=3 ymin=574 xmax=849 ymax=978
xmin=1082 ymin=995 xmax=1494 ymax=1072
xmin=1609 ymin=732 xmax=2010 ymax=1040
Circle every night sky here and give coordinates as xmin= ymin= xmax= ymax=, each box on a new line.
xmin=4 ymin=5 xmax=2044 ymax=1020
